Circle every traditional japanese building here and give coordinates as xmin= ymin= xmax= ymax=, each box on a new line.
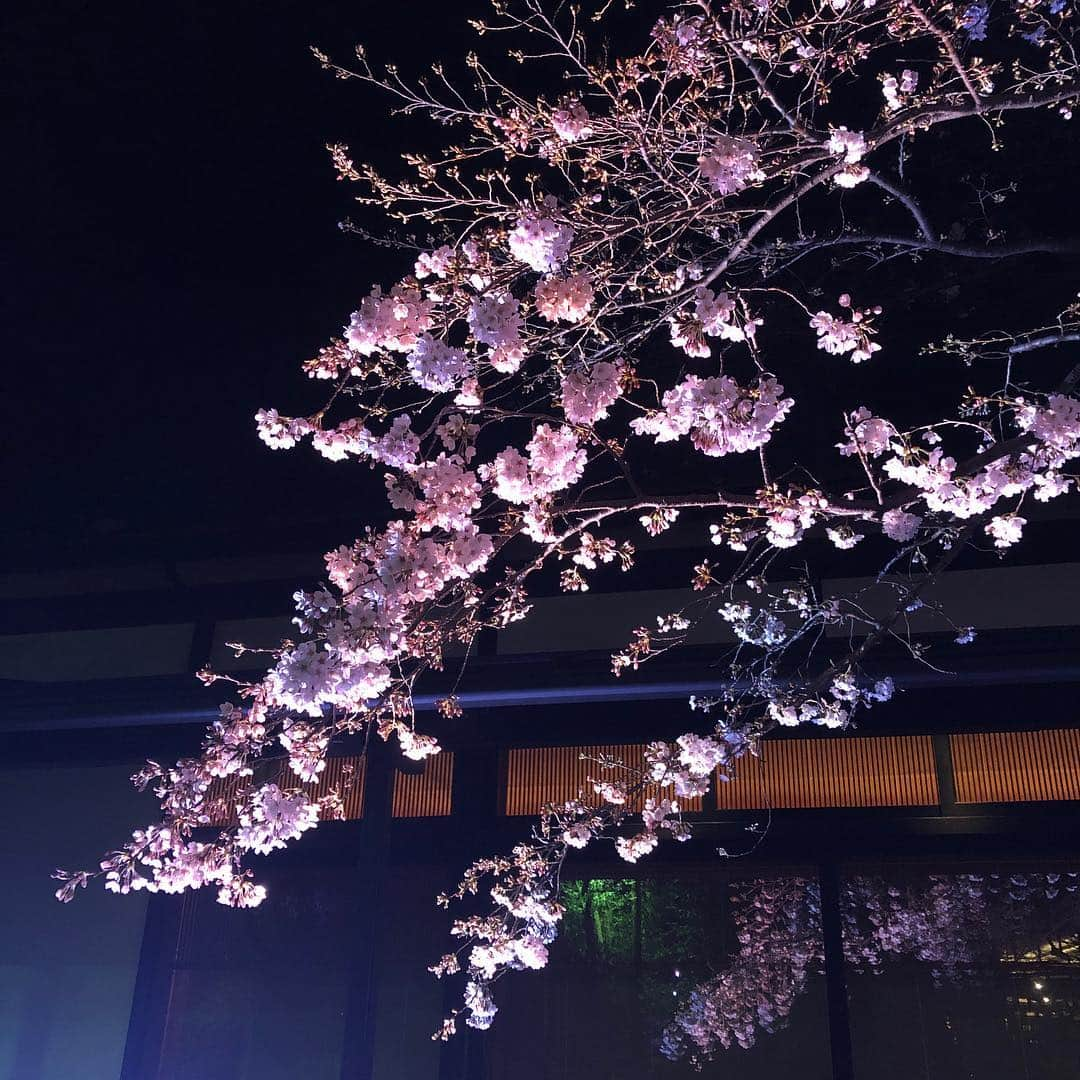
xmin=3 ymin=513 xmax=1080 ymax=1080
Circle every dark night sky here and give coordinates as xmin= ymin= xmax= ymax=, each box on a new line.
xmin=5 ymin=1 xmax=484 ymax=568
xmin=7 ymin=2 xmax=1078 ymax=573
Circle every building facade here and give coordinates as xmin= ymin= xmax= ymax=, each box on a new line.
xmin=3 ymin=528 xmax=1080 ymax=1080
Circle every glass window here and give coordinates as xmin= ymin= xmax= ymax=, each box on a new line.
xmin=842 ymin=862 xmax=1080 ymax=1080
xmin=156 ymin=866 xmax=353 ymax=1080
xmin=484 ymin=871 xmax=833 ymax=1080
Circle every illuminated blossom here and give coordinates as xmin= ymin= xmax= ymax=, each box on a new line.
xmin=507 ymin=209 xmax=573 ymax=272
xmin=534 ymin=272 xmax=594 ymax=323
xmin=698 ymin=135 xmax=761 ymax=195
xmin=551 ymin=102 xmax=592 ymax=142
xmin=346 ymin=284 xmax=434 ymax=355
xmin=255 ymin=408 xmax=312 ymax=450
xmin=986 ymin=514 xmax=1026 ymax=548
xmin=562 ymin=823 xmax=592 ymax=848
xmin=415 ymin=245 xmax=454 ymax=279
xmin=561 ymin=360 xmax=623 ymax=425
xmin=407 ymin=334 xmax=470 ymax=392
xmin=615 ymin=831 xmax=660 ymax=862
xmin=810 ymin=299 xmax=881 ymax=363
xmin=882 ymin=508 xmax=922 ymax=541
xmin=828 ymin=126 xmax=867 ymax=163
xmin=668 ymin=287 xmax=760 ymax=357
xmin=468 ymin=293 xmax=522 ymax=348
xmin=838 ymin=408 xmax=895 ymax=456
xmin=630 ymin=375 xmax=792 ymax=457
xmin=237 ymin=784 xmax=319 ymax=856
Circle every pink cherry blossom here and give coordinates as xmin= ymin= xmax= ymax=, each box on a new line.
xmin=406 ymin=334 xmax=471 ymax=393
xmin=346 ymin=284 xmax=434 ymax=355
xmin=882 ymin=508 xmax=922 ymax=541
xmin=986 ymin=514 xmax=1026 ymax=548
xmin=236 ymin=784 xmax=320 ymax=855
xmin=631 ymin=375 xmax=793 ymax=457
xmin=534 ymin=271 xmax=594 ymax=323
xmin=507 ymin=209 xmax=574 ymax=272
xmin=698 ymin=134 xmax=761 ymax=195
xmin=560 ymin=360 xmax=623 ymax=425
xmin=551 ymin=102 xmax=593 ymax=142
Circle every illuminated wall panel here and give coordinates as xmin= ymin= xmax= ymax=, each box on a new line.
xmin=951 ymin=729 xmax=1080 ymax=804
xmin=504 ymin=744 xmax=704 ymax=816
xmin=391 ymin=751 xmax=454 ymax=818
xmin=714 ymin=735 xmax=940 ymax=810
xmin=205 ymin=754 xmax=365 ymax=825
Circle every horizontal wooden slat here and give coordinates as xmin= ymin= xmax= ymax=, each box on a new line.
xmin=504 ymin=744 xmax=704 ymax=816
xmin=392 ymin=752 xmax=454 ymax=817
xmin=951 ymin=730 xmax=1080 ymax=804
xmin=715 ymin=735 xmax=939 ymax=809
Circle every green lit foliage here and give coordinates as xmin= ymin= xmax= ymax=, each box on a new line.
xmin=557 ymin=877 xmax=730 ymax=1040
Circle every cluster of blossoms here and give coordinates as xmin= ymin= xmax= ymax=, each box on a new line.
xmin=560 ymin=360 xmax=623 ymax=425
xmin=881 ymin=508 xmax=922 ymax=542
xmin=483 ymin=424 xmax=586 ymax=505
xmin=768 ymin=696 xmax=849 ymax=730
xmin=698 ymin=135 xmax=762 ymax=195
xmin=650 ymin=12 xmax=712 ymax=76
xmin=202 ymin=702 xmax=267 ymax=778
xmin=598 ymin=735 xmax=748 ymax=862
xmin=415 ymin=244 xmax=454 ymax=280
xmin=827 ymin=126 xmax=870 ymax=187
xmin=631 ymin=375 xmax=793 ymax=457
xmin=434 ymin=855 xmax=569 ymax=1033
xmin=551 ymin=101 xmax=592 ymax=142
xmin=346 ymin=284 xmax=434 ymax=355
xmin=266 ymin=506 xmax=497 ymax=725
xmin=410 ymin=455 xmax=484 ymax=533
xmin=236 ymin=784 xmax=320 ymax=855
xmin=810 ymin=295 xmax=882 ymax=363
xmin=719 ymin=601 xmax=789 ymax=647
xmin=882 ymin=68 xmax=918 ymax=110
xmin=838 ymin=407 xmax=895 ymax=457
xmin=507 ymin=208 xmax=573 ymax=272
xmin=407 ymin=334 xmax=470 ymax=393
xmin=959 ymin=1 xmax=991 ymax=40
xmin=255 ymin=408 xmax=313 ymax=450
xmin=60 ymin=819 xmax=266 ymax=911
xmin=262 ymin=412 xmax=423 ymax=469
xmin=759 ymin=489 xmax=830 ymax=550
xmin=533 ymin=271 xmax=594 ymax=323
xmin=879 ymin=394 xmax=1080 ymax=531
xmin=669 ymin=286 xmax=759 ymax=358
xmin=468 ymin=933 xmax=549 ymax=981
xmin=467 ymin=293 xmax=525 ymax=373
xmin=986 ymin=513 xmax=1026 ymax=549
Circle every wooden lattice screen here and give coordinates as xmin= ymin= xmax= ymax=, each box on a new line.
xmin=205 ymin=755 xmax=366 ymax=825
xmin=504 ymin=744 xmax=705 ymax=816
xmin=391 ymin=752 xmax=454 ymax=817
xmin=713 ymin=734 xmax=940 ymax=809
xmin=950 ymin=730 xmax=1080 ymax=804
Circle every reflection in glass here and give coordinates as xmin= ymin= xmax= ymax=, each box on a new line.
xmin=487 ymin=874 xmax=832 ymax=1080
xmin=555 ymin=868 xmax=1080 ymax=1079
xmin=843 ymin=868 xmax=1080 ymax=1080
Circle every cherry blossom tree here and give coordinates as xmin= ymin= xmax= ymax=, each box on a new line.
xmin=58 ymin=0 xmax=1080 ymax=1041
